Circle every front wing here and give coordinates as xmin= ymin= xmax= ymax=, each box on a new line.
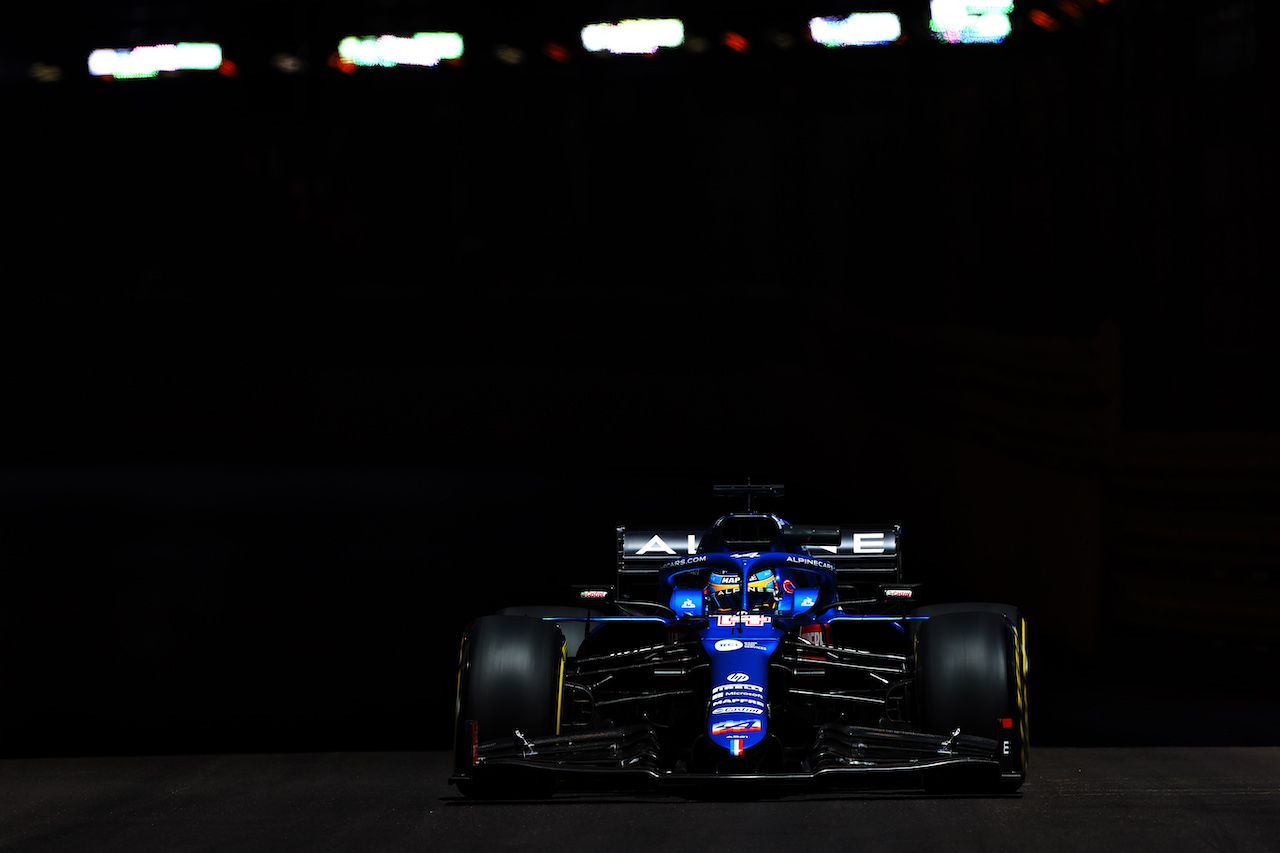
xmin=450 ymin=723 xmax=1022 ymax=794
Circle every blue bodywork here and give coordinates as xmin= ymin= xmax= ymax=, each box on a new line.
xmin=451 ymin=501 xmax=1027 ymax=795
xmin=661 ymin=551 xmax=836 ymax=755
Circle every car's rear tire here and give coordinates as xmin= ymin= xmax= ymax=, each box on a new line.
xmin=454 ymin=615 xmax=565 ymax=797
xmin=915 ymin=610 xmax=1028 ymax=794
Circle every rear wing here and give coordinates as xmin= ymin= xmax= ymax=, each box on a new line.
xmin=615 ymin=528 xmax=705 ymax=603
xmin=615 ymin=524 xmax=902 ymax=602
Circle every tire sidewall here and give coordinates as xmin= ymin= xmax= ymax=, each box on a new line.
xmin=915 ymin=609 xmax=1027 ymax=791
xmin=454 ymin=615 xmax=565 ymax=778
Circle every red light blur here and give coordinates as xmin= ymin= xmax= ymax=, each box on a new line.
xmin=1057 ymin=0 xmax=1085 ymax=18
xmin=1029 ymin=9 xmax=1060 ymax=31
xmin=328 ymin=52 xmax=357 ymax=74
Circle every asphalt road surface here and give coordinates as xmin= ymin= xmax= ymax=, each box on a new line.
xmin=3 ymin=748 xmax=1279 ymax=852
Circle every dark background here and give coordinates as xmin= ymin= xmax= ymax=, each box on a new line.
xmin=3 ymin=0 xmax=1276 ymax=757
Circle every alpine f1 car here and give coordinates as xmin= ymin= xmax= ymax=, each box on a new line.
xmin=451 ymin=484 xmax=1028 ymax=797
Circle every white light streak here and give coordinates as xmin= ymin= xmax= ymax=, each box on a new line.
xmin=809 ymin=13 xmax=902 ymax=47
xmin=581 ymin=19 xmax=685 ymax=54
xmin=930 ymin=0 xmax=1015 ymax=43
xmin=87 ymin=43 xmax=223 ymax=78
xmin=337 ymin=33 xmax=464 ymax=68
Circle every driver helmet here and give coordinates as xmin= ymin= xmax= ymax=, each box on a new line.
xmin=746 ymin=569 xmax=782 ymax=611
xmin=704 ymin=571 xmax=741 ymax=612
xmin=704 ymin=569 xmax=782 ymax=611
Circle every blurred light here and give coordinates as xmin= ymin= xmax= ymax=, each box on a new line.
xmin=809 ymin=12 xmax=902 ymax=46
xmin=329 ymin=52 xmax=357 ymax=74
xmin=544 ymin=42 xmax=571 ymax=63
xmin=337 ymin=32 xmax=464 ymax=68
xmin=87 ymin=42 xmax=223 ymax=79
xmin=1028 ymin=9 xmax=1060 ymax=30
xmin=723 ymin=31 xmax=750 ymax=52
xmin=929 ymin=0 xmax=1014 ymax=43
xmin=581 ymin=19 xmax=685 ymax=54
xmin=29 ymin=62 xmax=63 ymax=83
xmin=272 ymin=53 xmax=305 ymax=73
xmin=494 ymin=45 xmax=524 ymax=64
xmin=1056 ymin=0 xmax=1084 ymax=18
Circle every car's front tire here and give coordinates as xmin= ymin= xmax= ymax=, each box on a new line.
xmin=453 ymin=615 xmax=565 ymax=797
xmin=915 ymin=609 xmax=1028 ymax=794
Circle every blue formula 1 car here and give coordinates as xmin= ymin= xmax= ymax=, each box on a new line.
xmin=451 ymin=485 xmax=1028 ymax=797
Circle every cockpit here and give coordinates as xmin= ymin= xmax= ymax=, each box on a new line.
xmin=703 ymin=568 xmax=782 ymax=612
xmin=665 ymin=556 xmax=828 ymax=618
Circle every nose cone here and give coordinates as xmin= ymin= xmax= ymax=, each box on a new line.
xmin=703 ymin=638 xmax=776 ymax=753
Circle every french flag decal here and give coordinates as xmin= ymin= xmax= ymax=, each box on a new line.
xmin=730 ymin=740 xmax=745 ymax=757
